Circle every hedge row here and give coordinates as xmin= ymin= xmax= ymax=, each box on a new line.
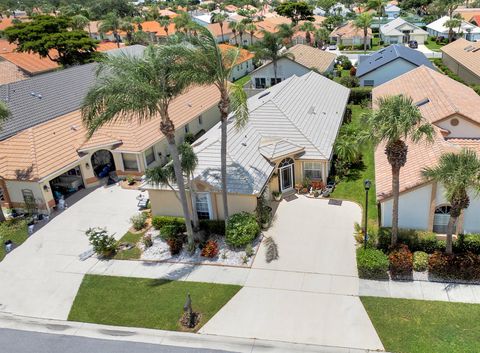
xmin=152 ymin=216 xmax=225 ymax=235
xmin=349 ymin=87 xmax=372 ymax=104
xmin=356 ymin=247 xmax=389 ymax=279
xmin=429 ymin=251 xmax=480 ymax=281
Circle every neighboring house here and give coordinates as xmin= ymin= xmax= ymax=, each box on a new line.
xmin=207 ymin=22 xmax=234 ymax=43
xmin=380 ymin=17 xmax=428 ymax=44
xmin=469 ymin=15 xmax=480 ymax=26
xmin=356 ymin=45 xmax=435 ymax=86
xmin=192 ymin=13 xmax=213 ymax=26
xmin=441 ymin=38 xmax=480 ymax=85
xmin=85 ymin=21 xmax=102 ymax=40
xmin=144 ymin=72 xmax=350 ymax=220
xmin=250 ymin=44 xmax=336 ymax=89
xmin=374 ymin=65 xmax=480 ymax=234
xmin=314 ymin=3 xmax=351 ymax=17
xmin=0 ymin=46 xmax=222 ymax=216
xmin=385 ymin=4 xmax=401 ymax=19
xmin=427 ymin=16 xmax=480 ymax=41
xmin=453 ymin=7 xmax=480 ymax=21
xmin=330 ymin=21 xmax=372 ymax=48
xmin=230 ymin=16 xmax=291 ymax=46
xmin=219 ymin=44 xmax=254 ymax=81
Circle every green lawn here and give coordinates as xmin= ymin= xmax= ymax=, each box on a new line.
xmin=234 ymin=75 xmax=251 ymax=86
xmin=425 ymin=38 xmax=444 ymax=52
xmin=362 ymin=297 xmax=480 ymax=353
xmin=370 ymin=36 xmax=383 ymax=51
xmin=0 ymin=219 xmax=28 ymax=261
xmin=113 ymin=230 xmax=144 ymax=260
xmin=68 ymin=275 xmax=241 ymax=331
xmin=331 ymin=105 xmax=377 ymax=224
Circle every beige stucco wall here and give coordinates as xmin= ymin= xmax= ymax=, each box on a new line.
xmin=4 ymin=180 xmax=47 ymax=211
xmin=442 ymin=53 xmax=480 ymax=85
xmin=436 ymin=114 xmax=480 ymax=138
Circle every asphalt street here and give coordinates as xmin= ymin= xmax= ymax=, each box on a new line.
xmin=0 ymin=328 xmax=235 ymax=353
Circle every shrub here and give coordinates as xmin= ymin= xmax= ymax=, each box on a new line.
xmin=349 ymin=66 xmax=357 ymax=76
xmin=225 ymin=212 xmax=260 ymax=248
xmin=413 ymin=251 xmax=429 ymax=272
xmin=339 ymin=75 xmax=359 ymax=88
xmin=126 ymin=176 xmax=135 ymax=185
xmin=388 ymin=244 xmax=413 ymax=279
xmin=152 ymin=216 xmax=186 ymax=232
xmin=130 ymin=212 xmax=147 ymax=231
xmin=245 ymin=243 xmax=254 ymax=257
xmin=199 ymin=220 xmax=225 ymax=236
xmin=356 ymin=247 xmax=389 ymax=279
xmin=167 ymin=238 xmax=183 ymax=255
xmin=184 ymin=132 xmax=196 ymax=144
xmin=86 ymin=227 xmax=118 ymax=257
xmin=201 ymin=239 xmax=219 ymax=258
xmin=349 ymin=87 xmax=371 ymax=104
xmin=143 ymin=234 xmax=153 ymax=248
xmin=454 ymin=233 xmax=480 ymax=254
xmin=159 ymin=224 xmax=180 ymax=241
xmin=377 ymin=228 xmax=443 ymax=253
xmin=428 ymin=251 xmax=480 ymax=281
xmin=336 ymin=55 xmax=352 ymax=70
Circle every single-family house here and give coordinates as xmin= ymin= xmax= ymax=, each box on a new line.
xmin=385 ymin=4 xmax=401 ymax=19
xmin=380 ymin=17 xmax=428 ymax=44
xmin=249 ymin=44 xmax=336 ymax=89
xmin=314 ymin=3 xmax=351 ymax=17
xmin=374 ymin=65 xmax=480 ymax=234
xmin=0 ymin=46 xmax=222 ymax=216
xmin=219 ymin=44 xmax=254 ymax=81
xmin=356 ymin=44 xmax=435 ymax=86
xmin=440 ymin=38 xmax=480 ymax=85
xmin=207 ymin=22 xmax=234 ymax=43
xmin=229 ymin=16 xmax=291 ymax=46
xmin=427 ymin=16 xmax=480 ymax=41
xmin=469 ymin=15 xmax=480 ymax=26
xmin=144 ymin=72 xmax=350 ymax=220
xmin=453 ymin=7 xmax=480 ymax=21
xmin=330 ymin=21 xmax=372 ymax=48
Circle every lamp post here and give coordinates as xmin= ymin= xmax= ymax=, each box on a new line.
xmin=363 ymin=179 xmax=371 ymax=249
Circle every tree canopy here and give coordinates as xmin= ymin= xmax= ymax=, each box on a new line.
xmin=275 ymin=1 xmax=314 ymax=25
xmin=4 ymin=15 xmax=99 ymax=66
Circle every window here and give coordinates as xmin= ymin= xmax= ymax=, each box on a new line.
xmin=364 ymin=80 xmax=374 ymax=87
xmin=0 ymin=187 xmax=4 ymax=201
xmin=255 ymin=77 xmax=266 ymax=89
xmin=270 ymin=78 xmax=281 ymax=86
xmin=122 ymin=153 xmax=138 ymax=171
xmin=184 ymin=124 xmax=189 ymax=133
xmin=303 ymin=162 xmax=322 ymax=180
xmin=145 ymin=146 xmax=155 ymax=165
xmin=198 ymin=115 xmax=203 ymax=125
xmin=195 ymin=193 xmax=211 ymax=220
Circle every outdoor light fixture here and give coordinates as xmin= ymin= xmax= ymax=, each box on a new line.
xmin=43 ymin=185 xmax=50 ymax=192
xmin=85 ymin=162 xmax=90 ymax=169
xmin=363 ymin=179 xmax=371 ymax=249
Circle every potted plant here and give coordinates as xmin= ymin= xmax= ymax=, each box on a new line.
xmin=126 ymin=176 xmax=135 ymax=185
xmin=272 ymin=191 xmax=281 ymax=201
xmin=260 ymin=206 xmax=272 ymax=229
xmin=313 ymin=190 xmax=320 ymax=198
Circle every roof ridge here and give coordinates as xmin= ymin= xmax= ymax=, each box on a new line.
xmin=424 ymin=66 xmax=459 ymax=114
xmin=28 ymin=128 xmax=40 ymax=180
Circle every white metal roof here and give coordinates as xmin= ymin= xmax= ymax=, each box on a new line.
xmin=380 ymin=17 xmax=428 ymax=36
xmin=427 ymin=16 xmax=480 ymax=34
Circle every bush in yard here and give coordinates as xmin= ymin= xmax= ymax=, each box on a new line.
xmin=349 ymin=87 xmax=371 ymax=104
xmin=143 ymin=234 xmax=153 ymax=248
xmin=225 ymin=212 xmax=260 ymax=248
xmin=130 ymin=212 xmax=147 ymax=231
xmin=159 ymin=224 xmax=180 ymax=241
xmin=336 ymin=55 xmax=352 ymax=70
xmin=199 ymin=220 xmax=225 ymax=236
xmin=167 ymin=238 xmax=183 ymax=255
xmin=454 ymin=233 xmax=480 ymax=254
xmin=201 ymin=239 xmax=219 ymax=258
xmin=388 ymin=244 xmax=413 ymax=279
xmin=413 ymin=251 xmax=429 ymax=272
xmin=349 ymin=66 xmax=356 ymax=76
xmin=152 ymin=216 xmax=186 ymax=232
xmin=377 ymin=228 xmax=443 ymax=253
xmin=356 ymin=247 xmax=389 ymax=279
xmin=428 ymin=251 xmax=480 ymax=281
xmin=86 ymin=227 xmax=118 ymax=257
xmin=339 ymin=75 xmax=359 ymax=88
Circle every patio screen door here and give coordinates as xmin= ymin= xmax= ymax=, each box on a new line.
xmin=280 ymin=165 xmax=293 ymax=192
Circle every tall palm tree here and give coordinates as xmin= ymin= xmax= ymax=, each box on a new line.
xmin=100 ymin=12 xmax=122 ymax=47
xmin=211 ymin=12 xmax=228 ymax=42
xmin=422 ymin=149 xmax=480 ymax=254
xmin=120 ymin=20 xmax=134 ymax=43
xmin=362 ymin=95 xmax=434 ymax=246
xmin=354 ymin=13 xmax=373 ymax=53
xmin=164 ymin=28 xmax=249 ymax=222
xmin=71 ymin=14 xmax=89 ymax=31
xmin=133 ymin=16 xmax=144 ymax=31
xmin=236 ymin=21 xmax=246 ymax=47
xmin=255 ymin=31 xmax=294 ymax=83
xmin=276 ymin=23 xmax=294 ymax=45
xmin=173 ymin=12 xmax=191 ymax=34
xmin=299 ymin=21 xmax=316 ymax=45
xmin=228 ymin=21 xmax=238 ymax=46
xmin=158 ymin=16 xmax=171 ymax=37
xmin=246 ymin=22 xmax=257 ymax=45
xmin=0 ymin=101 xmax=9 ymax=222
xmin=81 ymin=46 xmax=196 ymax=248
xmin=445 ymin=18 xmax=461 ymax=42
xmin=367 ymin=0 xmax=387 ymax=30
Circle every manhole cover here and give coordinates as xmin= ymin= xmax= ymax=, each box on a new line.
xmin=328 ymin=199 xmax=342 ymax=206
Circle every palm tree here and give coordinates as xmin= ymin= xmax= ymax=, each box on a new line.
xmin=255 ymin=31 xmax=293 ymax=83
xmin=362 ymin=95 xmax=434 ymax=246
xmin=314 ymin=27 xmax=330 ymax=48
xmin=211 ymin=12 xmax=228 ymax=42
xmin=100 ymin=12 xmax=122 ymax=47
xmin=81 ymin=46 xmax=196 ymax=248
xmin=71 ymin=14 xmax=89 ymax=31
xmin=164 ymin=28 xmax=249 ymax=223
xmin=246 ymin=22 xmax=257 ymax=45
xmin=445 ymin=18 xmax=461 ymax=42
xmin=236 ymin=21 xmax=246 ymax=47
xmin=367 ymin=0 xmax=387 ymax=30
xmin=0 ymin=101 xmax=9 ymax=222
xmin=158 ymin=16 xmax=171 ymax=37
xmin=299 ymin=21 xmax=316 ymax=45
xmin=173 ymin=12 xmax=191 ymax=34
xmin=133 ymin=16 xmax=144 ymax=31
xmin=120 ymin=20 xmax=134 ymax=43
xmin=354 ymin=13 xmax=373 ymax=53
xmin=422 ymin=149 xmax=480 ymax=254
xmin=276 ymin=23 xmax=294 ymax=45
xmin=228 ymin=21 xmax=238 ymax=46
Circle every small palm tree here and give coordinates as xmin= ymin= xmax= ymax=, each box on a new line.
xmin=236 ymin=21 xmax=246 ymax=47
xmin=445 ymin=18 xmax=461 ymax=42
xmin=81 ymin=46 xmax=196 ymax=248
xmin=120 ymin=20 xmax=134 ymax=43
xmin=367 ymin=0 xmax=387 ymax=30
xmin=173 ymin=12 xmax=191 ymax=34
xmin=314 ymin=27 xmax=330 ymax=48
xmin=228 ymin=21 xmax=238 ymax=46
xmin=133 ymin=16 xmax=144 ymax=31
xmin=276 ymin=23 xmax=294 ymax=45
xmin=246 ymin=22 xmax=257 ymax=45
xmin=255 ymin=31 xmax=294 ymax=83
xmin=71 ymin=14 xmax=89 ymax=31
xmin=361 ymin=95 xmax=434 ymax=246
xmin=211 ymin=12 xmax=228 ymax=42
xmin=422 ymin=149 xmax=480 ymax=254
xmin=299 ymin=21 xmax=316 ymax=45
xmin=100 ymin=12 xmax=122 ymax=47
xmin=354 ymin=13 xmax=373 ymax=53
xmin=158 ymin=16 xmax=171 ymax=37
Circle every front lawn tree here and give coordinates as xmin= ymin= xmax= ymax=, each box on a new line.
xmin=362 ymin=95 xmax=434 ymax=246
xmin=422 ymin=149 xmax=480 ymax=254
xmin=4 ymin=15 xmax=99 ymax=66
xmin=211 ymin=12 xmax=228 ymax=42
xmin=255 ymin=31 xmax=294 ymax=82
xmin=275 ymin=1 xmax=314 ymax=26
xmin=81 ymin=46 xmax=196 ymax=249
xmin=354 ymin=12 xmax=373 ymax=53
xmin=99 ymin=12 xmax=122 ymax=48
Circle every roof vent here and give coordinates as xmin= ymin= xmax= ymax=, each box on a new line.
xmin=71 ymin=125 xmax=78 ymax=131
xmin=187 ymin=102 xmax=192 ymax=107
xmin=308 ymin=105 xmax=316 ymax=114
xmin=415 ymin=98 xmax=430 ymax=107
xmin=258 ymin=91 xmax=270 ymax=99
xmin=374 ymin=56 xmax=383 ymax=61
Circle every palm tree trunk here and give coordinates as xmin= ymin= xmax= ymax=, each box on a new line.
xmin=219 ymin=88 xmax=230 ymax=224
xmin=233 ymin=31 xmax=238 ymax=46
xmin=220 ymin=23 xmax=224 ymax=43
xmin=364 ymin=28 xmax=367 ymax=53
xmin=273 ymin=60 xmax=278 ymax=83
xmin=391 ymin=165 xmax=400 ymax=246
xmin=188 ymin=175 xmax=199 ymax=231
xmin=445 ymin=214 xmax=456 ymax=254
xmin=239 ymin=32 xmax=243 ymax=47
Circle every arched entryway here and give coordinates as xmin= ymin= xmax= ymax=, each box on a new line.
xmin=278 ymin=158 xmax=294 ymax=193
xmin=91 ymin=150 xmax=116 ymax=178
xmin=433 ymin=205 xmax=455 ymax=234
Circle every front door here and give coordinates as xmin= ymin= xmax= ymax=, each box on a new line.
xmin=280 ymin=164 xmax=294 ymax=192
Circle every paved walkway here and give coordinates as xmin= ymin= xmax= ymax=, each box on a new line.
xmin=360 ymin=278 xmax=480 ymax=303
xmin=0 ymin=185 xmax=139 ymax=320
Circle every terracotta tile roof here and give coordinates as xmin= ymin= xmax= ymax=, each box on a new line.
xmin=97 ymin=42 xmax=123 ymax=51
xmin=225 ymin=5 xmax=238 ymax=12
xmin=140 ymin=20 xmax=176 ymax=37
xmin=0 ymin=84 xmax=220 ymax=181
xmin=330 ymin=21 xmax=372 ymax=39
xmin=0 ymin=39 xmax=17 ymax=54
xmin=0 ymin=51 xmax=59 ymax=75
xmin=219 ymin=44 xmax=254 ymax=65
xmin=0 ymin=60 xmax=28 ymax=84
xmin=440 ymin=38 xmax=480 ymax=78
xmin=373 ymin=66 xmax=480 ymax=201
xmin=470 ymin=14 xmax=480 ymax=25
xmin=207 ymin=22 xmax=233 ymax=37
xmin=287 ymin=44 xmax=336 ymax=72
xmin=453 ymin=8 xmax=480 ymax=20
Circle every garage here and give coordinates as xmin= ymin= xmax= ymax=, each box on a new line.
xmin=49 ymin=166 xmax=84 ymax=202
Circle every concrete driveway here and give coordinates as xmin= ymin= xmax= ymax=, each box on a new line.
xmin=201 ymin=196 xmax=384 ymax=351
xmin=0 ymin=185 xmax=138 ymax=320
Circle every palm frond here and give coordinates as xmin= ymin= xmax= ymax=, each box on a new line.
xmin=230 ymin=83 xmax=249 ymax=130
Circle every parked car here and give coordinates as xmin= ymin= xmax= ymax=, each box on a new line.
xmin=408 ymin=40 xmax=418 ymax=49
xmin=328 ymin=44 xmax=337 ymax=50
